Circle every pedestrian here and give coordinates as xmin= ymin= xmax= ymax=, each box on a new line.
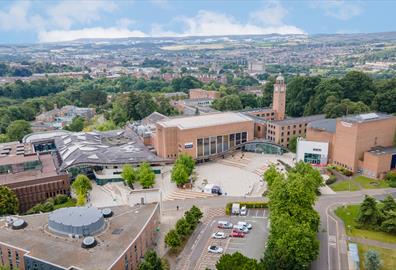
xmin=176 ymin=205 xmax=179 ymax=211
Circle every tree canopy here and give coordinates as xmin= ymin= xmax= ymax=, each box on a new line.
xmin=138 ymin=162 xmax=156 ymax=189
xmin=71 ymin=174 xmax=92 ymax=206
xmin=0 ymin=186 xmax=19 ymax=215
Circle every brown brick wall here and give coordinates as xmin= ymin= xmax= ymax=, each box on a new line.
xmin=306 ymin=128 xmax=335 ymax=162
xmin=109 ymin=204 xmax=160 ymax=270
xmin=0 ymin=242 xmax=27 ymax=270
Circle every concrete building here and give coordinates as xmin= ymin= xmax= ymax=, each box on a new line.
xmin=0 ymin=142 xmax=69 ymax=212
xmin=306 ymin=112 xmax=396 ymax=178
xmin=153 ymin=112 xmax=254 ymax=159
xmin=296 ymin=139 xmax=329 ymax=165
xmin=0 ymin=203 xmax=160 ymax=270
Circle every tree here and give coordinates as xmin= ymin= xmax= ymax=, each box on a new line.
xmin=175 ymin=217 xmax=191 ymax=237
xmin=174 ymin=154 xmax=195 ymax=175
xmin=138 ymin=250 xmax=163 ymax=270
xmin=357 ymin=195 xmax=383 ymax=228
xmin=0 ymin=134 xmax=9 ymax=143
xmin=216 ymin=252 xmax=262 ymax=270
xmin=364 ymin=250 xmax=381 ymax=270
xmin=6 ymin=120 xmax=32 ymax=141
xmin=72 ymin=174 xmax=92 ymax=206
xmin=212 ymin=95 xmax=243 ymax=111
xmin=121 ymin=164 xmax=138 ymax=189
xmin=164 ymin=229 xmax=181 ymax=249
xmin=171 ymin=164 xmax=189 ymax=187
xmin=189 ymin=205 xmax=203 ymax=221
xmin=263 ymin=165 xmax=281 ymax=188
xmin=288 ymin=136 xmax=298 ymax=153
xmin=0 ymin=186 xmax=19 ymax=215
xmin=381 ymin=195 xmax=396 ymax=215
xmin=64 ymin=115 xmax=84 ymax=132
xmin=381 ymin=211 xmax=396 ymax=233
xmin=138 ymin=162 xmax=155 ymax=188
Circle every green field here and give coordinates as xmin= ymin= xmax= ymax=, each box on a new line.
xmin=330 ymin=180 xmax=360 ymax=191
xmin=354 ymin=176 xmax=389 ymax=189
xmin=330 ymin=176 xmax=389 ymax=191
xmin=335 ymin=205 xmax=396 ymax=244
xmin=358 ymin=243 xmax=396 ymax=270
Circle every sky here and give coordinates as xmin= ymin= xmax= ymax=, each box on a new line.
xmin=0 ymin=0 xmax=395 ymax=44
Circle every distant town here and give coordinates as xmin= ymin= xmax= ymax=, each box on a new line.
xmin=0 ymin=32 xmax=396 ymax=270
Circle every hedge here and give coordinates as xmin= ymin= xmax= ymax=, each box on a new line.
xmin=225 ymin=201 xmax=268 ymax=215
xmin=325 ymin=175 xmax=337 ymax=185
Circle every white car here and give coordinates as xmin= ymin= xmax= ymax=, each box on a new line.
xmin=240 ymin=206 xmax=247 ymax=216
xmin=237 ymin=221 xmax=252 ymax=230
xmin=212 ymin=231 xmax=227 ymax=239
xmin=218 ymin=221 xmax=233 ymax=229
xmin=233 ymin=224 xmax=249 ymax=233
xmin=208 ymin=245 xmax=224 ymax=254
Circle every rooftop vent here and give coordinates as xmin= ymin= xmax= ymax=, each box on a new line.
xmin=101 ymin=208 xmax=113 ymax=218
xmin=81 ymin=236 xmax=96 ymax=249
xmin=12 ymin=219 xmax=27 ymax=230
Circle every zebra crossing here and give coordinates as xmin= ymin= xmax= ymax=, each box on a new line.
xmin=163 ymin=189 xmax=215 ymax=201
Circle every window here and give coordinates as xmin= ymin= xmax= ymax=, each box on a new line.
xmin=217 ymin=136 xmax=223 ymax=153
xmin=236 ymin=133 xmax=241 ymax=145
xmin=197 ymin=138 xmax=203 ymax=157
xmin=210 ymin=137 xmax=216 ymax=155
xmin=257 ymin=126 xmax=261 ymax=132
xmin=241 ymin=132 xmax=247 ymax=143
xmin=204 ymin=138 xmax=210 ymax=156
xmin=230 ymin=134 xmax=235 ymax=147
xmin=293 ymin=130 xmax=296 ymax=135
xmin=223 ymin=135 xmax=229 ymax=152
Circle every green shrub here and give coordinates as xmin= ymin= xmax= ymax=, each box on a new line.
xmin=54 ymin=194 xmax=69 ymax=205
xmin=225 ymin=201 xmax=268 ymax=215
xmin=325 ymin=175 xmax=337 ymax=185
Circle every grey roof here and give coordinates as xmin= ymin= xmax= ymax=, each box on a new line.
xmin=48 ymin=207 xmax=105 ymax=236
xmin=342 ymin=112 xmax=394 ymax=123
xmin=142 ymin=112 xmax=169 ymax=125
xmin=54 ymin=129 xmax=163 ymax=170
xmin=307 ymin=118 xmax=337 ymax=133
xmin=270 ymin=114 xmax=326 ymax=126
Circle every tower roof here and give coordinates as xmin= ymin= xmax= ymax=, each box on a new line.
xmin=276 ymin=73 xmax=284 ymax=82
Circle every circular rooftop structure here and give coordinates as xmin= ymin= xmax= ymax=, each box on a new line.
xmin=48 ymin=207 xmax=105 ymax=236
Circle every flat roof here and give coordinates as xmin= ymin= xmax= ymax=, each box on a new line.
xmin=342 ymin=112 xmax=394 ymax=123
xmin=368 ymin=146 xmax=396 ymax=156
xmin=270 ymin=114 xmax=326 ymax=126
xmin=307 ymin=118 xmax=337 ymax=133
xmin=0 ymin=154 xmax=60 ymax=186
xmin=157 ymin=112 xmax=253 ymax=129
xmin=0 ymin=203 xmax=158 ymax=270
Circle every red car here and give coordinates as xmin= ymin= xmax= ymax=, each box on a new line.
xmin=231 ymin=231 xmax=245 ymax=238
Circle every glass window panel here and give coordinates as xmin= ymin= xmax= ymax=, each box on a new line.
xmin=230 ymin=134 xmax=235 ymax=148
xmin=197 ymin=138 xmax=203 ymax=157
xmin=217 ymin=136 xmax=222 ymax=153
xmin=242 ymin=132 xmax=247 ymax=143
xmin=204 ymin=138 xmax=210 ymax=156
xmin=210 ymin=137 xmax=216 ymax=155
xmin=236 ymin=133 xmax=241 ymax=145
xmin=223 ymin=135 xmax=229 ymax=151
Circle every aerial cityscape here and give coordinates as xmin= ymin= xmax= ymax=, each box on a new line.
xmin=0 ymin=1 xmax=396 ymax=270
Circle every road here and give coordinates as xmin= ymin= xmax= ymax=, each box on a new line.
xmin=161 ymin=189 xmax=396 ymax=270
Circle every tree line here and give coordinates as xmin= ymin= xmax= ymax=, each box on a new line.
xmin=121 ymin=163 xmax=156 ymax=189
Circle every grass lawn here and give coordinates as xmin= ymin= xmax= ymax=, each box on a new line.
xmin=335 ymin=205 xmax=396 ymax=244
xmin=330 ymin=180 xmax=360 ymax=191
xmin=357 ymin=243 xmax=396 ymax=270
xmin=354 ymin=176 xmax=389 ymax=189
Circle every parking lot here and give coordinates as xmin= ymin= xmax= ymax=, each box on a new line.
xmin=193 ymin=209 xmax=269 ymax=270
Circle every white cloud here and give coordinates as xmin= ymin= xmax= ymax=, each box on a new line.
xmin=117 ymin=18 xmax=136 ymax=28
xmin=0 ymin=2 xmax=45 ymax=31
xmin=250 ymin=1 xmax=288 ymax=26
xmin=170 ymin=10 xmax=305 ymax=37
xmin=311 ymin=0 xmax=363 ymax=20
xmin=38 ymin=27 xmax=147 ymax=43
xmin=46 ymin=0 xmax=117 ymax=29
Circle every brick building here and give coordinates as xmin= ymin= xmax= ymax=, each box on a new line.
xmin=189 ymin=88 xmax=220 ymax=100
xmin=0 ymin=142 xmax=69 ymax=212
xmin=306 ymin=113 xmax=396 ymax=178
xmin=0 ymin=203 xmax=160 ymax=270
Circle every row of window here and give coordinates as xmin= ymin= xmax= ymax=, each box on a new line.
xmin=0 ymin=247 xmax=20 ymax=269
xmin=268 ymin=123 xmax=308 ymax=130
xmin=196 ymin=132 xmax=248 ymax=157
xmin=334 ymin=161 xmax=353 ymax=171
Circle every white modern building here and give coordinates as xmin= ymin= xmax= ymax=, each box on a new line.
xmin=296 ymin=138 xmax=329 ymax=165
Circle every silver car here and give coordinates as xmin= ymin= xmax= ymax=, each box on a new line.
xmin=208 ymin=245 xmax=224 ymax=254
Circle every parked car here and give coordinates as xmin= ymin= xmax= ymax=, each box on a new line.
xmin=240 ymin=206 xmax=247 ymax=216
xmin=208 ymin=245 xmax=224 ymax=254
xmin=233 ymin=224 xmax=249 ymax=233
xmin=218 ymin=221 xmax=233 ymax=229
xmin=212 ymin=231 xmax=227 ymax=239
xmin=232 ymin=203 xmax=240 ymax=215
xmin=237 ymin=221 xmax=252 ymax=230
xmin=231 ymin=230 xmax=245 ymax=238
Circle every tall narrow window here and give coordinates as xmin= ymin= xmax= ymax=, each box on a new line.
xmin=223 ymin=135 xmax=229 ymax=152
xmin=241 ymin=132 xmax=247 ymax=143
xmin=204 ymin=138 xmax=210 ymax=156
xmin=217 ymin=136 xmax=223 ymax=153
xmin=197 ymin=138 xmax=203 ymax=157
xmin=230 ymin=134 xmax=235 ymax=148
xmin=236 ymin=133 xmax=241 ymax=145
xmin=210 ymin=137 xmax=216 ymax=155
